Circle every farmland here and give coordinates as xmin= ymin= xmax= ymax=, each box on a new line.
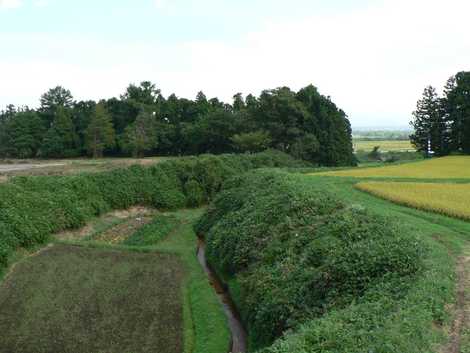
xmin=0 ymin=245 xmax=185 ymax=353
xmin=1 ymin=152 xmax=470 ymax=353
xmin=353 ymin=139 xmax=415 ymax=152
xmin=317 ymin=156 xmax=470 ymax=179
xmin=0 ymin=151 xmax=302 ymax=353
xmin=356 ymin=182 xmax=470 ymax=220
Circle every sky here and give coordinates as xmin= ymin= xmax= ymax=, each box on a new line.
xmin=0 ymin=0 xmax=469 ymax=128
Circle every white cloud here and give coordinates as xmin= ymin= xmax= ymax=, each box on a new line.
xmin=0 ymin=0 xmax=22 ymax=9
xmin=154 ymin=0 xmax=167 ymax=9
xmin=1 ymin=0 xmax=469 ymax=127
xmin=33 ymin=0 xmax=49 ymax=7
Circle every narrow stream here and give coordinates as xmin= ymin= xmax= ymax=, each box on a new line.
xmin=196 ymin=238 xmax=248 ymax=353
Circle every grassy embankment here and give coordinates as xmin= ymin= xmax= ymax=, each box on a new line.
xmin=197 ymin=159 xmax=470 ymax=353
xmin=303 ymin=156 xmax=470 ymax=353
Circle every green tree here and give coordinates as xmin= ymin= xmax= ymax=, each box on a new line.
xmin=290 ymin=133 xmax=319 ymax=161
xmin=122 ymin=81 xmax=160 ymax=107
xmin=120 ymin=111 xmax=157 ymax=157
xmin=85 ymin=104 xmax=116 ymax=158
xmin=72 ymin=100 xmax=97 ymax=153
xmin=410 ymin=86 xmax=448 ymax=155
xmin=443 ymin=72 xmax=470 ymax=153
xmin=255 ymin=87 xmax=309 ymax=152
xmin=41 ymin=107 xmax=79 ymax=158
xmin=297 ymin=85 xmax=354 ymax=166
xmin=182 ymin=110 xmax=238 ymax=154
xmin=233 ymin=93 xmax=246 ymax=111
xmin=0 ymin=111 xmax=45 ymax=158
xmin=231 ymin=131 xmax=272 ymax=153
xmin=39 ymin=86 xmax=74 ymax=128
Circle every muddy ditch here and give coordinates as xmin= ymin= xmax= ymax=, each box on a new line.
xmin=197 ymin=238 xmax=248 ymax=353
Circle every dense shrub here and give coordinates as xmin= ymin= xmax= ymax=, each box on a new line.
xmin=0 ymin=150 xmax=308 ymax=273
xmin=195 ymin=170 xmax=426 ymax=350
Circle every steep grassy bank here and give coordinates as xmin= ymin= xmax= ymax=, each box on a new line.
xmin=196 ymin=170 xmax=466 ymax=352
xmin=0 ymin=150 xmax=307 ymax=275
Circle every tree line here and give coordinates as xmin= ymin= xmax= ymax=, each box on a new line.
xmin=0 ymin=82 xmax=355 ymax=166
xmin=411 ymin=71 xmax=470 ymax=156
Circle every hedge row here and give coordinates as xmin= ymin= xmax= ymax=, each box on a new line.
xmin=0 ymin=150 xmax=307 ymax=270
xmin=195 ymin=170 xmax=427 ymax=351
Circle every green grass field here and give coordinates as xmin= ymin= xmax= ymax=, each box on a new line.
xmin=353 ymin=139 xmax=415 ymax=152
xmin=0 ymin=245 xmax=185 ymax=353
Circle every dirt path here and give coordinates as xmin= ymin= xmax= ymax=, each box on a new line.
xmin=0 ymin=163 xmax=65 ymax=173
xmin=441 ymin=248 xmax=470 ymax=353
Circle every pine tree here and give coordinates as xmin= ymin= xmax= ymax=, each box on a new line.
xmin=41 ymin=107 xmax=79 ymax=158
xmin=85 ymin=104 xmax=115 ymax=158
xmin=0 ymin=111 xmax=45 ymax=158
xmin=120 ymin=111 xmax=158 ymax=158
xmin=410 ymin=86 xmax=448 ymax=156
xmin=443 ymin=72 xmax=470 ymax=153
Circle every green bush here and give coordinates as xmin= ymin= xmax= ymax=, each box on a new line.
xmin=195 ymin=170 xmax=426 ymax=350
xmin=184 ymin=179 xmax=206 ymax=207
xmin=0 ymin=150 xmax=308 ymax=272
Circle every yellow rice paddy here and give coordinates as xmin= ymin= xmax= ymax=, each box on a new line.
xmin=356 ymin=181 xmax=470 ymax=220
xmin=353 ymin=140 xmax=415 ymax=152
xmin=316 ymin=156 xmax=470 ymax=179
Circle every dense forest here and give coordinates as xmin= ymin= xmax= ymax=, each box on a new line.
xmin=411 ymin=71 xmax=470 ymax=156
xmin=0 ymin=83 xmax=355 ymax=166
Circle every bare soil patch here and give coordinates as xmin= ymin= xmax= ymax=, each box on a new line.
xmin=55 ymin=207 xmax=156 ymax=241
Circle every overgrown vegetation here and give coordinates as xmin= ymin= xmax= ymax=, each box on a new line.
xmin=0 ymin=150 xmax=306 ymax=272
xmin=0 ymin=245 xmax=186 ymax=353
xmin=0 ymin=83 xmax=355 ymax=166
xmin=196 ymin=170 xmax=430 ymax=351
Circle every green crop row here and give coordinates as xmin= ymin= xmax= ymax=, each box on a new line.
xmin=196 ymin=170 xmax=432 ymax=352
xmin=0 ymin=150 xmax=307 ymax=271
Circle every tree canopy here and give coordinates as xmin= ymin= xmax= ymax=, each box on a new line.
xmin=0 ymin=82 xmax=355 ymax=166
xmin=410 ymin=71 xmax=470 ymax=156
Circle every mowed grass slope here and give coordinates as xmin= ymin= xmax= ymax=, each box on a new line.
xmin=316 ymin=156 xmax=470 ymax=179
xmin=0 ymin=244 xmax=185 ymax=353
xmin=356 ymin=182 xmax=470 ymax=220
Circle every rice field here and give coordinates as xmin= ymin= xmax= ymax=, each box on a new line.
xmin=353 ymin=139 xmax=415 ymax=152
xmin=356 ymin=181 xmax=470 ymax=220
xmin=316 ymin=156 xmax=470 ymax=179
